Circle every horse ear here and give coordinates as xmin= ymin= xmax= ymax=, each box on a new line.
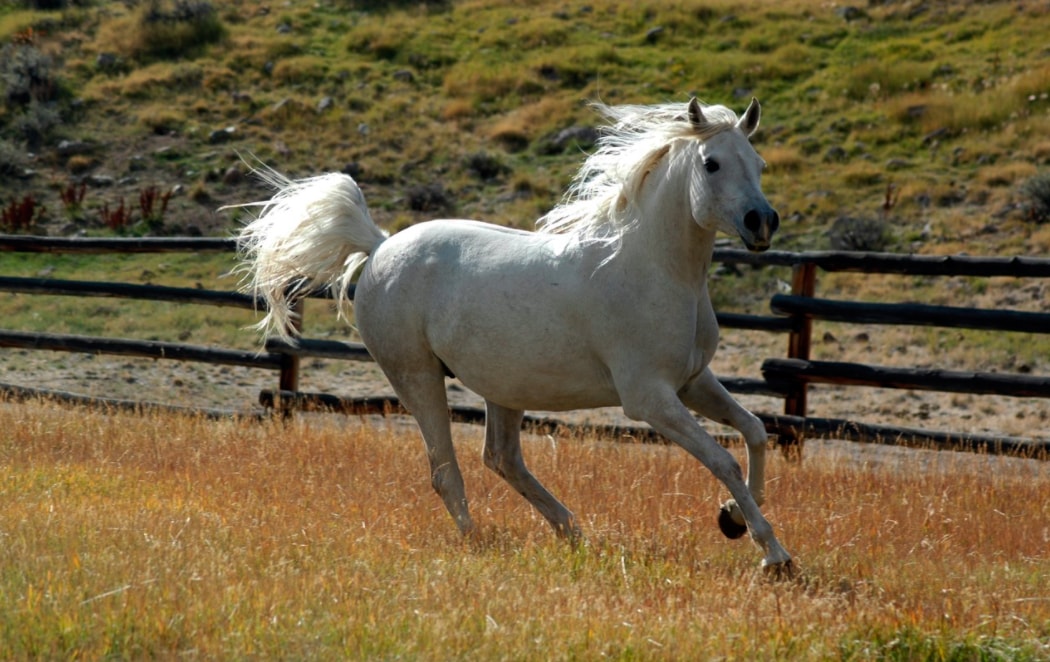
xmin=687 ymin=97 xmax=705 ymax=131
xmin=738 ymin=97 xmax=761 ymax=136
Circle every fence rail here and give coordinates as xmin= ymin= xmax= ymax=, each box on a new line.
xmin=3 ymin=234 xmax=1049 ymax=457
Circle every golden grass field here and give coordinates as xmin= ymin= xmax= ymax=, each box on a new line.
xmin=1 ymin=399 xmax=1046 ymax=659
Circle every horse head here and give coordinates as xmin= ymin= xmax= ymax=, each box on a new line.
xmin=687 ymin=97 xmax=780 ymax=252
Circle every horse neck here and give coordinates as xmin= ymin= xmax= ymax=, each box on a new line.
xmin=616 ymin=155 xmax=715 ymax=287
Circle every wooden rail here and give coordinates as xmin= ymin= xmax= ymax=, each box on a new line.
xmin=2 ymin=234 xmax=1050 ymax=457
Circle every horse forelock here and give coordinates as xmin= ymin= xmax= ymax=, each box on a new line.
xmin=537 ymin=100 xmax=739 ymax=240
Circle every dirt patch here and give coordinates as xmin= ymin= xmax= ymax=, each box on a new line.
xmin=3 ymin=330 xmax=1047 ymax=448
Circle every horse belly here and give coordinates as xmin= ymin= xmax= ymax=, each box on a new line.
xmin=426 ymin=270 xmax=620 ymax=410
xmin=445 ymin=340 xmax=621 ymax=412
xmin=355 ymin=224 xmax=620 ymax=412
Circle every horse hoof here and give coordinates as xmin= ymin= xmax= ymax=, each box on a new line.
xmin=762 ymin=558 xmax=798 ymax=581
xmin=717 ymin=503 xmax=748 ymax=539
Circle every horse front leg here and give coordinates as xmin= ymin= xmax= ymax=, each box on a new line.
xmin=679 ymin=368 xmax=770 ymax=540
xmin=621 ymin=382 xmax=792 ymax=574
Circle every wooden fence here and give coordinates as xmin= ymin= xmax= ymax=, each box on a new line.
xmin=2 ymin=233 xmax=1049 ymax=457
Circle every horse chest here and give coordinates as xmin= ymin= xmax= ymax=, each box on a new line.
xmin=656 ymin=294 xmax=720 ymax=385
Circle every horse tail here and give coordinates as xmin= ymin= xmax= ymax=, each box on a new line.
xmin=232 ymin=168 xmax=388 ymax=342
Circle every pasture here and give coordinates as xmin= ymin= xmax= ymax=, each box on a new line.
xmin=1 ymin=399 xmax=1046 ymax=659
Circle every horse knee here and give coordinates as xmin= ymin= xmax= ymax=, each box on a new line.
xmin=430 ymin=462 xmax=463 ymax=496
xmin=482 ymin=445 xmax=498 ymax=470
xmin=706 ymin=448 xmax=745 ymax=486
xmin=741 ymin=415 xmax=769 ymax=449
xmin=483 ymin=447 xmax=508 ymax=478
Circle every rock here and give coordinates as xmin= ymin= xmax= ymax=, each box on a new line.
xmin=393 ymin=69 xmax=415 ymax=83
xmin=905 ymin=104 xmax=927 ymax=119
xmin=96 ymin=52 xmax=121 ymax=72
xmin=317 ymin=96 xmax=334 ymax=113
xmin=824 ymin=145 xmax=848 ymax=163
xmin=539 ymin=125 xmax=599 ymax=154
xmin=222 ymin=166 xmax=243 ymax=186
xmin=922 ymin=127 xmax=949 ymax=145
xmin=208 ymin=126 xmax=236 ymax=144
xmin=886 ymin=158 xmax=911 ymax=171
xmin=342 ymin=162 xmax=362 ymax=179
xmin=836 ymin=6 xmax=868 ymax=21
xmin=57 ymin=140 xmax=95 ymax=157
xmin=645 ymin=26 xmax=664 ymax=44
xmin=86 ymin=174 xmax=115 ymax=187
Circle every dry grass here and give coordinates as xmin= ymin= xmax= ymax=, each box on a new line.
xmin=1 ymin=400 xmax=1047 ymax=659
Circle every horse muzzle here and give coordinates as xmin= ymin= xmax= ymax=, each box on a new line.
xmin=741 ymin=208 xmax=780 ymax=253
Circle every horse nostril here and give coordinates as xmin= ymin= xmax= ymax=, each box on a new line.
xmin=744 ymin=210 xmax=762 ymax=234
xmin=769 ymin=211 xmax=780 ymax=234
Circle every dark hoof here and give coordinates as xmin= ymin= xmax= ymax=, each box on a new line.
xmin=717 ymin=503 xmax=748 ymax=540
xmin=762 ymin=559 xmax=799 ymax=581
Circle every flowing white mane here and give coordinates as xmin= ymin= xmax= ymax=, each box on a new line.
xmin=537 ymin=100 xmax=740 ymax=241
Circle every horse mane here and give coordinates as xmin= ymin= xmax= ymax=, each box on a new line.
xmin=537 ymin=99 xmax=740 ymax=242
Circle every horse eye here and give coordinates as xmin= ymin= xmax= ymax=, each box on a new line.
xmin=704 ymin=159 xmax=720 ymax=173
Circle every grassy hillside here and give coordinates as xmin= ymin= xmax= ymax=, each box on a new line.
xmin=1 ymin=0 xmax=1049 ymax=255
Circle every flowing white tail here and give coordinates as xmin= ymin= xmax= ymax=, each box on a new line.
xmin=234 ymin=169 xmax=387 ymax=341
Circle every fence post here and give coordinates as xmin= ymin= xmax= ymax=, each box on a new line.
xmin=780 ymin=261 xmax=816 ymax=456
xmin=276 ymin=298 xmax=304 ymax=413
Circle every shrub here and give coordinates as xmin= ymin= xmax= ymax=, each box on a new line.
xmin=0 ymin=140 xmax=29 ymax=178
xmin=1019 ymin=172 xmax=1050 ymax=223
xmin=465 ymin=151 xmax=510 ymax=181
xmin=406 ymin=183 xmax=449 ymax=212
xmin=0 ymin=43 xmax=57 ymax=107
xmin=12 ymin=99 xmax=62 ymax=150
xmin=828 ymin=215 xmax=891 ymax=252
xmin=109 ymin=1 xmax=227 ymax=61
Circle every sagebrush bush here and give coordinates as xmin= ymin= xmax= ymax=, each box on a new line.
xmin=1019 ymin=172 xmax=1050 ymax=223
xmin=10 ymin=99 xmax=62 ymax=150
xmin=829 ymin=215 xmax=891 ymax=251
xmin=0 ymin=43 xmax=57 ymax=108
xmin=0 ymin=140 xmax=29 ymax=177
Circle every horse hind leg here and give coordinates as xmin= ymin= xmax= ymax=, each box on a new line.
xmin=482 ymin=401 xmax=581 ymax=541
xmin=388 ymin=365 xmax=476 ymax=536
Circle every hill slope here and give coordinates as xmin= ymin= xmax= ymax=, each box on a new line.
xmin=1 ymin=0 xmax=1049 ymax=254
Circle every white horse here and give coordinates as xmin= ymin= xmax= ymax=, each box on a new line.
xmin=235 ymin=97 xmax=792 ymax=573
